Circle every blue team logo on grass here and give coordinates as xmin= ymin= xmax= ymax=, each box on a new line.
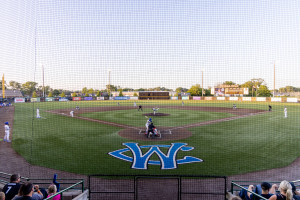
xmin=108 ymin=143 xmax=203 ymax=170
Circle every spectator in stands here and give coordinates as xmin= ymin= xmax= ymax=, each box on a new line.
xmin=12 ymin=185 xmax=43 ymax=200
xmin=2 ymin=174 xmax=21 ymax=200
xmin=247 ymin=182 xmax=276 ymax=200
xmin=13 ymin=182 xmax=34 ymax=200
xmin=0 ymin=192 xmax=5 ymax=200
xmin=269 ymin=180 xmax=293 ymax=200
xmin=47 ymin=185 xmax=60 ymax=200
xmin=289 ymin=182 xmax=300 ymax=200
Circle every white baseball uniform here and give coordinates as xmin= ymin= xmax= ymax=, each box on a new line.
xmin=70 ymin=111 xmax=74 ymax=117
xmin=4 ymin=124 xmax=10 ymax=142
xmin=284 ymin=107 xmax=287 ymax=118
xmin=36 ymin=108 xmax=41 ymax=118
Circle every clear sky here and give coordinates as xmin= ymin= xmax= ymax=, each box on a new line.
xmin=1 ymin=0 xmax=300 ymax=91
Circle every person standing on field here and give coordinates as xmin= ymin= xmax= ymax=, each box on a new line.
xmin=4 ymin=122 xmax=10 ymax=142
xmin=36 ymin=108 xmax=41 ymax=118
xmin=284 ymin=106 xmax=288 ymax=118
xmin=70 ymin=110 xmax=74 ymax=117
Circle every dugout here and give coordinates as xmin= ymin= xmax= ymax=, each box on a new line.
xmin=139 ymin=91 xmax=170 ymax=100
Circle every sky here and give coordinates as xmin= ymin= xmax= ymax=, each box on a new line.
xmin=1 ymin=0 xmax=300 ymax=91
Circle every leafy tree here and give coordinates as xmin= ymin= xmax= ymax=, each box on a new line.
xmin=257 ymin=85 xmax=271 ymax=97
xmin=106 ymin=85 xmax=117 ymax=92
xmin=85 ymin=93 xmax=89 ymax=97
xmin=187 ymin=84 xmax=203 ymax=96
xmin=241 ymin=78 xmax=265 ymax=97
xmin=9 ymin=81 xmax=21 ymax=90
xmin=135 ymin=88 xmax=146 ymax=91
xmin=175 ymin=87 xmax=188 ymax=96
xmin=48 ymin=92 xmax=53 ymax=97
xmin=32 ymin=91 xmax=37 ymax=98
xmin=123 ymin=88 xmax=134 ymax=91
xmin=133 ymin=92 xmax=138 ymax=96
xmin=52 ymin=89 xmax=60 ymax=97
xmin=96 ymin=91 xmax=101 ymax=97
xmin=87 ymin=88 xmax=94 ymax=95
xmin=71 ymin=92 xmax=77 ymax=97
xmin=223 ymin=81 xmax=236 ymax=85
xmin=118 ymin=89 xmax=124 ymax=97
xmin=60 ymin=92 xmax=66 ymax=97
xmin=204 ymin=89 xmax=212 ymax=96
xmin=82 ymin=87 xmax=88 ymax=95
xmin=21 ymin=81 xmax=38 ymax=96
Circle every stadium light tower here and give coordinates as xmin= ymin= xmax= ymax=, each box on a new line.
xmin=273 ymin=62 xmax=275 ymax=97
xmin=201 ymin=70 xmax=204 ymax=97
xmin=108 ymin=70 xmax=111 ymax=98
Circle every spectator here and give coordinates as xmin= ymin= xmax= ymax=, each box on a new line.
xmin=247 ymin=182 xmax=276 ymax=200
xmin=47 ymin=185 xmax=60 ymax=200
xmin=289 ymin=182 xmax=300 ymax=200
xmin=0 ymin=192 xmax=5 ymax=200
xmin=13 ymin=182 xmax=34 ymax=200
xmin=269 ymin=180 xmax=293 ymax=200
xmin=2 ymin=174 xmax=21 ymax=200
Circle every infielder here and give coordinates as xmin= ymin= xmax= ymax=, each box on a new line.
xmin=182 ymin=101 xmax=184 ymax=106
xmin=70 ymin=110 xmax=74 ymax=117
xmin=145 ymin=118 xmax=152 ymax=135
xmin=36 ymin=108 xmax=41 ymax=118
xmin=284 ymin=106 xmax=287 ymax=118
xmin=233 ymin=104 xmax=237 ymax=110
xmin=4 ymin=122 xmax=10 ymax=142
xmin=134 ymin=102 xmax=137 ymax=107
xmin=138 ymin=105 xmax=143 ymax=111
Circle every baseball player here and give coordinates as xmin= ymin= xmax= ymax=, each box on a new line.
xmin=36 ymin=108 xmax=41 ymax=118
xmin=268 ymin=105 xmax=272 ymax=112
xmin=145 ymin=118 xmax=152 ymax=135
xmin=284 ymin=106 xmax=287 ymax=118
xmin=152 ymin=107 xmax=159 ymax=115
xmin=138 ymin=105 xmax=143 ymax=111
xmin=182 ymin=101 xmax=184 ymax=106
xmin=233 ymin=104 xmax=237 ymax=110
xmin=134 ymin=102 xmax=137 ymax=107
xmin=4 ymin=122 xmax=11 ymax=142
xmin=75 ymin=106 xmax=80 ymax=110
xmin=70 ymin=110 xmax=74 ymax=117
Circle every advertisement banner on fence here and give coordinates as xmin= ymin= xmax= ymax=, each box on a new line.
xmin=256 ymin=97 xmax=266 ymax=102
xmin=242 ymin=97 xmax=252 ymax=101
xmin=229 ymin=97 xmax=239 ymax=101
xmin=182 ymin=96 xmax=189 ymax=100
xmin=205 ymin=97 xmax=213 ymax=100
xmin=73 ymin=97 xmax=81 ymax=101
xmin=217 ymin=97 xmax=225 ymax=101
xmin=97 ymin=97 xmax=104 ymax=100
xmin=271 ymin=97 xmax=281 ymax=102
xmin=84 ymin=97 xmax=93 ymax=101
xmin=115 ymin=96 xmax=130 ymax=100
xmin=193 ymin=96 xmax=201 ymax=100
xmin=14 ymin=97 xmax=25 ymax=103
xmin=130 ymin=97 xmax=138 ymax=100
xmin=59 ymin=98 xmax=69 ymax=102
xmin=45 ymin=97 xmax=54 ymax=102
xmin=31 ymin=98 xmax=40 ymax=102
xmin=170 ymin=97 xmax=178 ymax=100
xmin=287 ymin=98 xmax=298 ymax=103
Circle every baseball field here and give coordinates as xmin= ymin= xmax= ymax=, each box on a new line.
xmin=10 ymin=100 xmax=300 ymax=176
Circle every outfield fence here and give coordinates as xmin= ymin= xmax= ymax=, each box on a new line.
xmin=88 ymin=174 xmax=227 ymax=200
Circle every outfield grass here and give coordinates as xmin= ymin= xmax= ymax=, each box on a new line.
xmin=12 ymin=100 xmax=300 ymax=176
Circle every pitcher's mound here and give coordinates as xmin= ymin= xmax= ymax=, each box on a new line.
xmin=143 ymin=113 xmax=170 ymax=117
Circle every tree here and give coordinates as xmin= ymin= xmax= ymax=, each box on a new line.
xmin=106 ymin=85 xmax=117 ymax=92
xmin=257 ymin=85 xmax=271 ymax=97
xmin=118 ymin=89 xmax=124 ymax=97
xmin=21 ymin=81 xmax=38 ymax=96
xmin=48 ymin=92 xmax=53 ymax=97
xmin=82 ymin=87 xmax=88 ymax=96
xmin=223 ymin=81 xmax=236 ymax=85
xmin=96 ymin=91 xmax=101 ymax=97
xmin=32 ymin=91 xmax=37 ymax=98
xmin=241 ymin=78 xmax=265 ymax=97
xmin=133 ymin=92 xmax=138 ymax=96
xmin=52 ymin=89 xmax=60 ymax=97
xmin=60 ymin=92 xmax=66 ymax=97
xmin=71 ymin=92 xmax=77 ymax=97
xmin=187 ymin=84 xmax=203 ymax=96
xmin=9 ymin=81 xmax=21 ymax=90
xmin=87 ymin=88 xmax=94 ymax=96
xmin=175 ymin=87 xmax=188 ymax=96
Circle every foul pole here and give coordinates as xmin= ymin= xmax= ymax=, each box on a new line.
xmin=2 ymin=74 xmax=5 ymax=98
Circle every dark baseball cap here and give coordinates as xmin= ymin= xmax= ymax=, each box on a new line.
xmin=261 ymin=182 xmax=272 ymax=190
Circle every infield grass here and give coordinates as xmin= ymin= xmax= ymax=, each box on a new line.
xmin=11 ymin=100 xmax=300 ymax=176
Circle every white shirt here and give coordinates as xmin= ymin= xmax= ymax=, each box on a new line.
xmin=4 ymin=125 xmax=10 ymax=132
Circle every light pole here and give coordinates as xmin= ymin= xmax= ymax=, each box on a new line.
xmin=201 ymin=70 xmax=204 ymax=97
xmin=273 ymin=63 xmax=275 ymax=97
xmin=108 ymin=70 xmax=111 ymax=98
xmin=42 ymin=65 xmax=45 ymax=97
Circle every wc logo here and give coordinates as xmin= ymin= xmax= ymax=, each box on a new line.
xmin=108 ymin=143 xmax=203 ymax=170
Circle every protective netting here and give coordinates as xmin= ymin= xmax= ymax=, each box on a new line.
xmin=1 ymin=1 xmax=300 ymax=199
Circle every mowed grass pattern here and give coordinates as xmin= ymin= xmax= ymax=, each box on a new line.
xmin=80 ymin=108 xmax=235 ymax=127
xmin=11 ymin=100 xmax=300 ymax=176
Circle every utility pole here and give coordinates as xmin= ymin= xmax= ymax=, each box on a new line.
xmin=108 ymin=70 xmax=111 ymax=98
